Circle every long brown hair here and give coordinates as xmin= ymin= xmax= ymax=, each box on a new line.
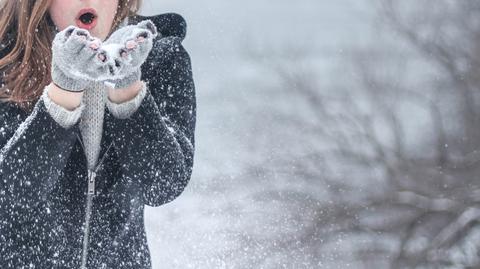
xmin=0 ymin=0 xmax=142 ymax=112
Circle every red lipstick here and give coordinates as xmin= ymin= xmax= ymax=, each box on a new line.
xmin=76 ymin=8 xmax=98 ymax=30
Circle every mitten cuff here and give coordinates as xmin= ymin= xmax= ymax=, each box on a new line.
xmin=41 ymin=84 xmax=85 ymax=129
xmin=106 ymin=81 xmax=147 ymax=119
xmin=112 ymin=69 xmax=141 ymax=89
xmin=51 ymin=63 xmax=88 ymax=92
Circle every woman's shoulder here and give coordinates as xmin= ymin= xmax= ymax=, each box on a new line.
xmin=133 ymin=13 xmax=192 ymax=75
xmin=130 ymin=13 xmax=190 ymax=67
xmin=128 ymin=13 xmax=187 ymax=42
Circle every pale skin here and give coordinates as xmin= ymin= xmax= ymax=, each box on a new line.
xmin=47 ymin=0 xmax=143 ymax=110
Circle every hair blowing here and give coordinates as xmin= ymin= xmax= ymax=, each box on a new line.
xmin=0 ymin=0 xmax=142 ymax=112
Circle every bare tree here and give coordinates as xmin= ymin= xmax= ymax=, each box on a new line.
xmin=228 ymin=1 xmax=480 ymax=268
xmin=329 ymin=1 xmax=480 ymax=268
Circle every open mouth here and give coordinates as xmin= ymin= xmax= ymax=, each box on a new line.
xmin=76 ymin=8 xmax=98 ymax=30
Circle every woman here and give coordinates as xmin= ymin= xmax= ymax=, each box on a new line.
xmin=0 ymin=0 xmax=196 ymax=268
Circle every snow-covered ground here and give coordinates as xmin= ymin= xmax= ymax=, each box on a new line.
xmin=138 ymin=1 xmax=378 ymax=268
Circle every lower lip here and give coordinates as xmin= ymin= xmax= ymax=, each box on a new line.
xmin=76 ymin=17 xmax=97 ymax=30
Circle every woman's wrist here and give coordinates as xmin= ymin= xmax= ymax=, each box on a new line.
xmin=107 ymin=80 xmax=143 ymax=104
xmin=47 ymin=82 xmax=84 ymax=111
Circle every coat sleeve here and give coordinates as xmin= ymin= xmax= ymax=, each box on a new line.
xmin=0 ymin=92 xmax=80 ymax=220
xmin=106 ymin=35 xmax=196 ymax=207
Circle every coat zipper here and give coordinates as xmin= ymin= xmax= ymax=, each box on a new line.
xmin=76 ymin=132 xmax=114 ymax=269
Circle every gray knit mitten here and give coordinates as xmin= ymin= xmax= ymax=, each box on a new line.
xmin=51 ymin=26 xmax=107 ymax=92
xmin=99 ymin=20 xmax=159 ymax=89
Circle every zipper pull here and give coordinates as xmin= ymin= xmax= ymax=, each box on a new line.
xmin=88 ymin=170 xmax=97 ymax=195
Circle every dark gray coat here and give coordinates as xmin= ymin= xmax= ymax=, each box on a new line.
xmin=0 ymin=13 xmax=196 ymax=268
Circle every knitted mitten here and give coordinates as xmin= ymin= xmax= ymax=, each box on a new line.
xmin=99 ymin=20 xmax=159 ymax=89
xmin=51 ymin=26 xmax=108 ymax=92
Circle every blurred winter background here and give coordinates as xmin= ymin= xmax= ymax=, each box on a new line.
xmin=140 ymin=0 xmax=480 ymax=268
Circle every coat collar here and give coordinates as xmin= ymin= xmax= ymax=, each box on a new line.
xmin=127 ymin=13 xmax=187 ymax=42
